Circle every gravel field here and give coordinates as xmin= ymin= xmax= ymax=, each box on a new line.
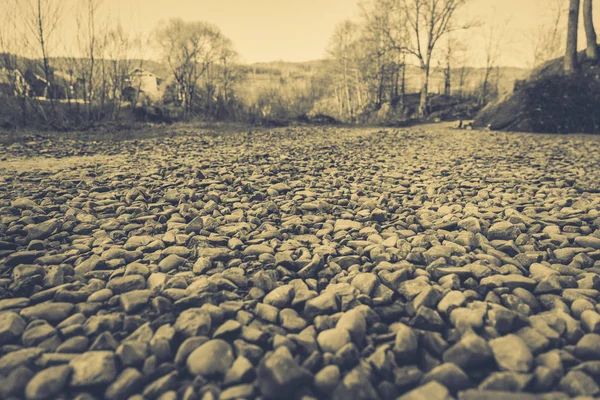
xmin=1 ymin=125 xmax=600 ymax=400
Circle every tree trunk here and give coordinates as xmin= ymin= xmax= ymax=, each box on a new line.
xmin=480 ymin=68 xmax=491 ymax=106
xmin=565 ymin=0 xmax=581 ymax=73
xmin=334 ymin=87 xmax=343 ymax=118
xmin=400 ymin=57 xmax=406 ymax=108
xmin=343 ymin=59 xmax=352 ymax=121
xmin=354 ymin=68 xmax=363 ymax=110
xmin=418 ymin=65 xmax=430 ymax=118
xmin=444 ymin=63 xmax=451 ymax=96
xmin=584 ymin=0 xmax=599 ymax=60
xmin=444 ymin=46 xmax=452 ymax=96
xmin=458 ymin=68 xmax=465 ymax=98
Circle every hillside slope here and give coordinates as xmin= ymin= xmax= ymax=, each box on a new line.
xmin=475 ymin=51 xmax=600 ymax=134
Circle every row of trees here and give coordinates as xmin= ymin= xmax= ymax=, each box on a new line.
xmin=0 ymin=0 xmax=151 ymax=124
xmin=323 ymin=0 xmax=470 ymax=122
xmin=321 ymin=0 xmax=595 ymax=123
xmin=155 ymin=19 xmax=240 ymax=119
xmin=1 ymin=0 xmax=593 ymax=128
xmin=0 ymin=0 xmax=242 ymax=126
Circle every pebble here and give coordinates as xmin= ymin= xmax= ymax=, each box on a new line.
xmin=0 ymin=312 xmax=26 ymax=345
xmin=317 ymin=328 xmax=352 ymax=353
xmin=263 ymin=285 xmax=295 ymax=308
xmin=443 ymin=333 xmax=494 ymax=370
xmin=69 ymin=351 xmax=117 ymax=387
xmin=186 ymin=339 xmax=234 ymax=376
xmin=223 ymin=355 xmax=254 ymax=385
xmin=105 ymin=368 xmax=145 ymax=400
xmin=421 ymin=362 xmax=470 ymax=394
xmin=25 ymin=365 xmax=71 ymax=400
xmin=314 ymin=364 xmax=341 ymax=394
xmin=120 ymin=290 xmax=152 ymax=313
xmin=1 ymin=126 xmax=600 ymax=399
xmin=393 ymin=323 xmax=418 ymax=363
xmin=257 ymin=348 xmax=312 ymax=399
xmin=488 ymin=222 xmax=520 ymax=241
xmin=398 ymin=381 xmax=452 ymax=400
xmin=20 ymin=302 xmax=74 ymax=323
xmin=174 ymin=308 xmax=212 ymax=337
xmin=489 ymin=334 xmax=534 ymax=373
xmin=0 ymin=348 xmax=44 ymax=374
xmin=558 ymin=370 xmax=600 ymax=397
xmin=107 ymin=275 xmax=146 ymax=294
xmin=336 ymin=308 xmax=367 ymax=344
xmin=574 ymin=333 xmax=600 ymax=360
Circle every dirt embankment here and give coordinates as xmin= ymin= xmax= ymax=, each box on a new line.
xmin=475 ymin=52 xmax=600 ymax=134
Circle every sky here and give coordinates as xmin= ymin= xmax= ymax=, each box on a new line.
xmin=5 ymin=0 xmax=600 ymax=68
xmin=111 ymin=0 xmax=360 ymax=63
xmin=105 ymin=0 xmax=599 ymax=68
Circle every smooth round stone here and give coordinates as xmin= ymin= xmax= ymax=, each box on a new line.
xmin=489 ymin=334 xmax=534 ymax=373
xmin=263 ymin=285 xmax=295 ymax=309
xmin=69 ymin=351 xmax=117 ymax=387
xmin=336 ymin=308 xmax=366 ymax=344
xmin=186 ymin=339 xmax=234 ymax=376
xmin=87 ymin=289 xmax=114 ymax=303
xmin=20 ymin=303 xmax=74 ymax=323
xmin=421 ymin=363 xmax=470 ymax=394
xmin=393 ymin=323 xmax=418 ymax=362
xmin=175 ymin=337 xmax=209 ymax=365
xmin=0 ymin=312 xmax=26 ymax=345
xmin=443 ymin=334 xmax=493 ymax=370
xmin=279 ymin=309 xmax=308 ymax=332
xmin=104 ymin=368 xmax=145 ymax=399
xmin=317 ymin=328 xmax=351 ymax=354
xmin=174 ymin=308 xmax=212 ymax=338
xmin=25 ymin=365 xmax=72 ymax=400
xmin=488 ymin=222 xmax=520 ymax=241
xmin=107 ymin=275 xmax=146 ymax=294
xmin=574 ymin=333 xmax=600 ymax=360
xmin=57 ymin=336 xmax=89 ymax=353
xmin=314 ymin=365 xmax=341 ymax=394
xmin=0 ymin=348 xmax=44 ymax=375
xmin=478 ymin=371 xmax=532 ymax=392
xmin=243 ymin=244 xmax=274 ymax=257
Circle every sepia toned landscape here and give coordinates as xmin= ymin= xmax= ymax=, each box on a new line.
xmin=1 ymin=1 xmax=600 ymax=400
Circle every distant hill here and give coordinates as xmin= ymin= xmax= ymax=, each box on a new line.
xmin=244 ymin=61 xmax=530 ymax=98
xmin=1 ymin=52 xmax=529 ymax=98
xmin=0 ymin=54 xmax=167 ymax=79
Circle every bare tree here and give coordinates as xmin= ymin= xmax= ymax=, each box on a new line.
xmin=529 ymin=0 xmax=566 ymax=68
xmin=213 ymin=36 xmax=239 ymax=104
xmin=23 ymin=0 xmax=63 ymax=101
xmin=453 ymin=38 xmax=471 ymax=98
xmin=0 ymin=0 xmax=20 ymax=71
xmin=0 ymin=0 xmax=29 ymax=123
xmin=441 ymin=36 xmax=454 ymax=96
xmin=360 ymin=0 xmax=407 ymax=110
xmin=565 ymin=0 xmax=581 ymax=73
xmin=583 ymin=0 xmax=598 ymax=60
xmin=104 ymin=24 xmax=136 ymax=119
xmin=327 ymin=20 xmax=362 ymax=121
xmin=479 ymin=14 xmax=508 ymax=106
xmin=398 ymin=0 xmax=470 ymax=117
xmin=155 ymin=19 xmax=223 ymax=118
xmin=75 ymin=0 xmax=106 ymax=118
xmin=199 ymin=34 xmax=238 ymax=116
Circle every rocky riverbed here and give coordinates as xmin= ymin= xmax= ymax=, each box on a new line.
xmin=0 ymin=126 xmax=600 ymax=400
